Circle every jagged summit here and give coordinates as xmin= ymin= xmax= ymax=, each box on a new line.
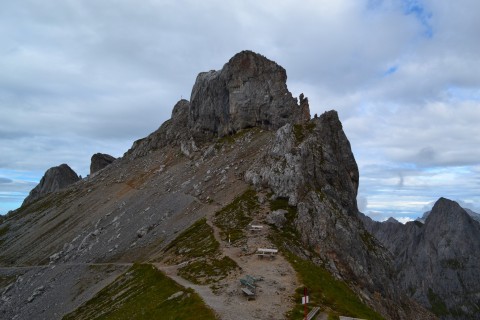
xmin=361 ymin=197 xmax=480 ymax=319
xmin=385 ymin=217 xmax=400 ymax=223
xmin=426 ymin=197 xmax=468 ymax=223
xmin=22 ymin=164 xmax=80 ymax=206
xmin=417 ymin=197 xmax=480 ymax=223
xmin=128 ymin=51 xmax=310 ymax=157
xmin=189 ymin=50 xmax=310 ymax=141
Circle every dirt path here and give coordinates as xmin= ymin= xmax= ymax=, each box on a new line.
xmin=156 ymin=212 xmax=299 ymax=320
xmin=0 ymin=262 xmax=133 ymax=271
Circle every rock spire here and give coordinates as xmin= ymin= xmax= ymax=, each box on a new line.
xmin=22 ymin=164 xmax=80 ymax=206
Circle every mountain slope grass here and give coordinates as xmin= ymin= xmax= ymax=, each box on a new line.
xmin=162 ymin=218 xmax=239 ymax=285
xmin=268 ymin=198 xmax=384 ymax=320
xmin=213 ymin=188 xmax=258 ymax=244
xmin=63 ymin=263 xmax=217 ymax=320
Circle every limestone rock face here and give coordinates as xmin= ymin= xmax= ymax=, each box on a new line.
xmin=266 ymin=209 xmax=287 ymax=228
xmin=246 ymin=111 xmax=358 ymax=209
xmin=362 ymin=198 xmax=480 ymax=319
xmin=90 ymin=153 xmax=116 ymax=175
xmin=245 ymin=111 xmax=431 ymax=319
xmin=22 ymin=164 xmax=80 ymax=205
xmin=127 ymin=51 xmax=310 ymax=157
xmin=417 ymin=206 xmax=480 ymax=223
xmin=127 ymin=99 xmax=191 ymax=158
xmin=189 ymin=50 xmax=310 ymax=142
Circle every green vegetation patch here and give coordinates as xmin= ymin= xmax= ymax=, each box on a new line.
xmin=269 ymin=206 xmax=384 ymax=320
xmin=0 ymin=274 xmax=17 ymax=289
xmin=280 ymin=249 xmax=384 ymax=320
xmin=268 ymin=197 xmax=303 ymax=245
xmin=63 ymin=263 xmax=217 ymax=320
xmin=441 ymin=258 xmax=464 ymax=270
xmin=360 ymin=230 xmax=379 ymax=253
xmin=0 ymin=224 xmax=10 ymax=246
xmin=178 ymin=256 xmax=239 ymax=285
xmin=427 ymin=288 xmax=449 ymax=317
xmin=0 ymin=224 xmax=9 ymax=237
xmin=162 ymin=218 xmax=240 ymax=284
xmin=293 ymin=122 xmax=316 ymax=144
xmin=213 ymin=189 xmax=259 ymax=244
xmin=216 ymin=127 xmax=260 ymax=146
xmin=163 ymin=218 xmax=219 ymax=265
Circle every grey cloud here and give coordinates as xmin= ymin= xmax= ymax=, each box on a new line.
xmin=0 ymin=178 xmax=13 ymax=184
xmin=0 ymin=180 xmax=36 ymax=194
xmin=0 ymin=0 xmax=479 ymax=218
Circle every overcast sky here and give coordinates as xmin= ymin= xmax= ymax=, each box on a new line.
xmin=1 ymin=0 xmax=479 ymax=221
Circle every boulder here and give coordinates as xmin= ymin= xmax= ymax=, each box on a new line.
xmin=90 ymin=153 xmax=116 ymax=175
xmin=266 ymin=209 xmax=287 ymax=228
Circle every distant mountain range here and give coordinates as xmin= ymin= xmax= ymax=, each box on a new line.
xmin=417 ymin=206 xmax=480 ymax=223
xmin=360 ymin=198 xmax=480 ymax=319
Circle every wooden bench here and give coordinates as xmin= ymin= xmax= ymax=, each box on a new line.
xmin=256 ymin=248 xmax=278 ymax=259
xmin=245 ymin=275 xmax=259 ymax=283
xmin=240 ymin=274 xmax=260 ymax=300
xmin=240 ymin=278 xmax=256 ymax=289
xmin=249 ymin=225 xmax=263 ymax=231
xmin=306 ymin=307 xmax=320 ymax=320
xmin=241 ymin=287 xmax=255 ymax=300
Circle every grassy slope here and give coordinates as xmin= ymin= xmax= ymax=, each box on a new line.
xmin=268 ymin=198 xmax=384 ymax=320
xmin=213 ymin=189 xmax=259 ymax=244
xmin=63 ymin=264 xmax=217 ymax=320
xmin=163 ymin=218 xmax=219 ymax=265
xmin=162 ymin=218 xmax=239 ymax=285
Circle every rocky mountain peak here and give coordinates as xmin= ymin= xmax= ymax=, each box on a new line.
xmin=188 ymin=50 xmax=310 ymax=142
xmin=361 ymin=197 xmax=480 ymax=318
xmin=417 ymin=199 xmax=480 ymax=223
xmin=90 ymin=153 xmax=116 ymax=175
xmin=127 ymin=51 xmax=311 ymax=157
xmin=425 ymin=198 xmax=473 ymax=232
xmin=385 ymin=217 xmax=400 ymax=224
xmin=22 ymin=164 xmax=80 ymax=206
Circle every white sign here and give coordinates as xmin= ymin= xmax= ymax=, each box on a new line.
xmin=302 ymin=296 xmax=309 ymax=305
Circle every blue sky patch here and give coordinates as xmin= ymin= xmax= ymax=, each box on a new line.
xmin=402 ymin=0 xmax=433 ymax=38
xmin=384 ymin=65 xmax=398 ymax=76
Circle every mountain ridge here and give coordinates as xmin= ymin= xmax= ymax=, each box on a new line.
xmin=360 ymin=197 xmax=480 ymax=319
xmin=0 ymin=51 xmax=436 ymax=319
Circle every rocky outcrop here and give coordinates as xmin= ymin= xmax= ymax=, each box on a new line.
xmin=127 ymin=51 xmax=310 ymax=158
xmin=127 ymin=99 xmax=192 ymax=158
xmin=417 ymin=207 xmax=480 ymax=223
xmin=90 ymin=153 xmax=116 ymax=175
xmin=362 ymin=198 xmax=480 ymax=319
xmin=22 ymin=164 xmax=80 ymax=206
xmin=189 ymin=50 xmax=310 ymax=142
xmin=246 ymin=111 xmax=358 ymax=208
xmin=246 ymin=111 xmax=430 ymax=319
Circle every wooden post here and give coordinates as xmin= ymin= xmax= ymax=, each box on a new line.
xmin=303 ymin=287 xmax=308 ymax=320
